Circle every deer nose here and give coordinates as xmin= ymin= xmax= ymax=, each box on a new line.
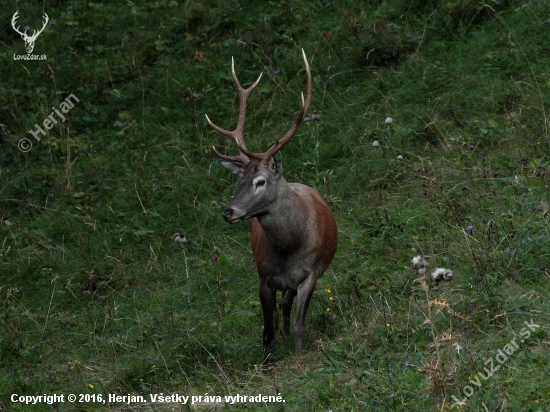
xmin=222 ymin=207 xmax=234 ymax=221
xmin=222 ymin=207 xmax=241 ymax=224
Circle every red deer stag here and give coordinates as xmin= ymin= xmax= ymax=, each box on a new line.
xmin=205 ymin=50 xmax=337 ymax=357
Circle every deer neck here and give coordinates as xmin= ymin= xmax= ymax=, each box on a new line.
xmin=255 ymin=179 xmax=308 ymax=250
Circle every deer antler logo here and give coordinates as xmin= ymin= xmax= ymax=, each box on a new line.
xmin=11 ymin=11 xmax=49 ymax=54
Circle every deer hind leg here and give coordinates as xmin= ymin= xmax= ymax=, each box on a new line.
xmin=281 ymin=289 xmax=296 ymax=334
xmin=259 ymin=283 xmax=277 ymax=357
xmin=293 ymin=276 xmax=317 ymax=356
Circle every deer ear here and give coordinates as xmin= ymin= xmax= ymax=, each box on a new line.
xmin=268 ymin=156 xmax=283 ymax=175
xmin=219 ymin=159 xmax=244 ymax=177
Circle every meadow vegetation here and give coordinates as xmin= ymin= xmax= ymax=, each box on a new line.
xmin=1 ymin=0 xmax=549 ymax=410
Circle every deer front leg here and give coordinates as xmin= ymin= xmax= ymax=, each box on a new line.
xmin=259 ymin=283 xmax=277 ymax=358
xmin=281 ymin=289 xmax=296 ymax=334
xmin=293 ymin=276 xmax=317 ymax=356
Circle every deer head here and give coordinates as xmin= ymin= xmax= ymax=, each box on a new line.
xmin=11 ymin=11 xmax=49 ymax=54
xmin=205 ymin=49 xmax=312 ymax=224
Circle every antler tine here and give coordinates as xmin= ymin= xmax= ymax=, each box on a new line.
xmin=231 ymin=57 xmax=262 ymax=151
xmin=211 ymin=145 xmax=249 ymax=164
xmin=301 ymin=48 xmax=313 ymax=116
xmin=206 ymin=57 xmax=262 ymax=164
xmin=252 ymin=48 xmax=313 ymax=164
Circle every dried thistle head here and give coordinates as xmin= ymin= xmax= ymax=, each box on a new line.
xmin=411 ymin=255 xmax=430 ymax=274
xmin=430 ymin=268 xmax=454 ymax=289
xmin=442 ymin=270 xmax=454 ymax=281
xmin=431 ymin=268 xmax=453 ymax=281
xmin=173 ymin=233 xmax=188 ymax=243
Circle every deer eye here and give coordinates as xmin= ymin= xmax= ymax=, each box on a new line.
xmin=256 ymin=179 xmax=266 ymax=187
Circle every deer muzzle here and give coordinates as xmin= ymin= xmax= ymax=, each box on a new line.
xmin=222 ymin=207 xmax=241 ymax=224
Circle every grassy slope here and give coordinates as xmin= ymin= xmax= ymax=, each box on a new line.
xmin=0 ymin=0 xmax=549 ymax=410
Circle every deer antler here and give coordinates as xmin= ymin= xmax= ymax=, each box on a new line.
xmin=29 ymin=13 xmax=49 ymax=41
xmin=206 ymin=57 xmax=262 ymax=164
xmin=207 ymin=49 xmax=312 ymax=165
xmin=11 ymin=11 xmax=26 ymax=37
xmin=11 ymin=11 xmax=49 ymax=40
xmin=239 ymin=49 xmax=312 ymax=164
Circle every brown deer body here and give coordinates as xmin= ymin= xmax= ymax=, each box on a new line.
xmin=206 ymin=50 xmax=337 ymax=357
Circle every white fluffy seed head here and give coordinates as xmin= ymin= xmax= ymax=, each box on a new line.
xmin=173 ymin=233 xmax=188 ymax=243
xmin=442 ymin=269 xmax=454 ymax=280
xmin=385 ymin=117 xmax=393 ymax=124
xmin=431 ymin=268 xmax=447 ymax=281
xmin=411 ymin=255 xmax=430 ymax=273
xmin=431 ymin=268 xmax=454 ymax=289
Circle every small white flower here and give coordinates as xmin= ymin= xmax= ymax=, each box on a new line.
xmin=397 ymin=155 xmax=403 ymax=160
xmin=173 ymin=233 xmax=188 ymax=243
xmin=372 ymin=140 xmax=380 ymax=147
xmin=385 ymin=117 xmax=393 ymax=124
